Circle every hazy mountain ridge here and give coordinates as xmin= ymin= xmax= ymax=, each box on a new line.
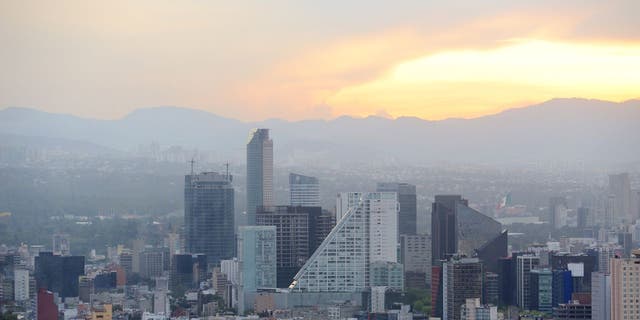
xmin=1 ymin=98 xmax=639 ymax=165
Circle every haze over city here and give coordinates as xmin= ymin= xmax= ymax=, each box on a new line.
xmin=0 ymin=1 xmax=639 ymax=320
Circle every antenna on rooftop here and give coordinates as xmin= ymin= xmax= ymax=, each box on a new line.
xmin=189 ymin=158 xmax=196 ymax=175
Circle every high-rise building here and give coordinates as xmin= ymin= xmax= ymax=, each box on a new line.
xmin=289 ymin=173 xmax=320 ymax=207
xmin=34 ymin=252 xmax=84 ymax=298
xmin=139 ymin=249 xmax=167 ymax=279
xmin=591 ymin=272 xmax=611 ymax=320
xmin=52 ymin=233 xmax=70 ymax=256
xmin=529 ymin=268 xmax=553 ymax=314
xmin=549 ymin=196 xmax=568 ymax=228
xmin=246 ymin=128 xmax=273 ymax=225
xmin=483 ymin=272 xmax=499 ymax=306
xmin=14 ymin=268 xmax=29 ymax=301
xmin=184 ymin=171 xmax=235 ymax=265
xmin=516 ymin=255 xmax=539 ymax=310
xmin=475 ymin=230 xmax=508 ymax=274
xmin=549 ymin=253 xmax=597 ymax=293
xmin=238 ymin=226 xmax=277 ymax=292
xmin=256 ymin=205 xmax=334 ymax=287
xmin=609 ymin=173 xmax=632 ymax=223
xmin=577 ymin=207 xmax=590 ymax=229
xmin=377 ymin=182 xmax=417 ymax=235
xmin=443 ymin=257 xmax=483 ymax=320
xmin=290 ymin=192 xmax=398 ymax=293
xmin=170 ymin=253 xmax=207 ymax=293
xmin=610 ymin=250 xmax=640 ymax=320
xmin=400 ymin=234 xmax=431 ymax=290
xmin=431 ymin=195 xmax=467 ymax=265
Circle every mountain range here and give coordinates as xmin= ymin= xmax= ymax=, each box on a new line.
xmin=1 ymin=98 xmax=639 ymax=166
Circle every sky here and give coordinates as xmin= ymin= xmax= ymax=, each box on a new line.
xmin=1 ymin=0 xmax=639 ymax=121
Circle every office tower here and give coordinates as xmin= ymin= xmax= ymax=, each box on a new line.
xmin=289 ymin=173 xmax=320 ymax=207
xmin=609 ymin=173 xmax=632 ymax=223
xmin=170 ymin=253 xmax=207 ymax=293
xmin=431 ymin=195 xmax=467 ymax=265
xmin=610 ymin=251 xmax=640 ymax=320
xmin=549 ymin=253 xmax=597 ymax=293
xmin=552 ymin=269 xmax=574 ymax=307
xmin=483 ymin=272 xmax=499 ymax=306
xmin=14 ymin=268 xmax=29 ymax=301
xmin=497 ymin=257 xmax=516 ymax=307
xmin=78 ymin=276 xmax=93 ymax=303
xmin=442 ymin=257 xmax=483 ymax=320
xmin=94 ymin=272 xmax=117 ymax=292
xmin=617 ymin=232 xmax=632 ymax=257
xmin=184 ymin=171 xmax=235 ymax=265
xmin=370 ymin=261 xmax=404 ymax=291
xmin=400 ymin=234 xmax=431 ymax=290
xmin=591 ymin=272 xmax=611 ymax=320
xmin=460 ymin=298 xmax=498 ymax=320
xmin=577 ymin=207 xmax=590 ymax=229
xmin=457 ymin=204 xmax=503 ymax=258
xmin=549 ymin=196 xmax=568 ymax=228
xmin=119 ymin=251 xmax=133 ymax=277
xmin=377 ymin=182 xmax=417 ymax=235
xmin=34 ymin=252 xmax=85 ymax=298
xmin=290 ymin=192 xmax=398 ymax=292
xmin=516 ymin=255 xmax=539 ymax=310
xmin=475 ymin=230 xmax=508 ymax=274
xmin=246 ymin=128 xmax=273 ymax=225
xmin=238 ymin=226 xmax=277 ymax=292
xmin=139 ymin=249 xmax=167 ymax=279
xmin=132 ymin=239 xmax=145 ymax=274
xmin=256 ymin=205 xmax=334 ymax=287
xmin=37 ymin=288 xmax=58 ymax=320
xmin=529 ymin=269 xmax=553 ymax=313
xmin=52 ymin=233 xmax=70 ymax=256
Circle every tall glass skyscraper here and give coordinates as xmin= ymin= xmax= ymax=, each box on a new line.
xmin=246 ymin=128 xmax=273 ymax=225
xmin=184 ymin=171 xmax=235 ymax=265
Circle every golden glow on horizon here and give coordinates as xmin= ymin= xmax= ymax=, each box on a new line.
xmin=325 ymin=40 xmax=640 ymax=120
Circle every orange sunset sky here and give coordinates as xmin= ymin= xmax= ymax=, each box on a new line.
xmin=1 ymin=1 xmax=639 ymax=121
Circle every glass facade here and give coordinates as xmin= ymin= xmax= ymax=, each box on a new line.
xmin=238 ymin=226 xmax=277 ymax=292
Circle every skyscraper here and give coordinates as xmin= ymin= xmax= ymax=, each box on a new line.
xmin=400 ymin=234 xmax=431 ymax=289
xmin=377 ymin=182 xmax=417 ymax=235
xmin=289 ymin=192 xmax=398 ymax=293
xmin=184 ymin=171 xmax=235 ymax=265
xmin=610 ymin=250 xmax=640 ymax=320
xmin=516 ymin=255 xmax=540 ymax=310
xmin=591 ymin=272 xmax=611 ymax=320
xmin=443 ymin=257 xmax=483 ymax=320
xmin=609 ymin=173 xmax=632 ymax=223
xmin=246 ymin=128 xmax=273 ymax=225
xmin=238 ymin=226 xmax=277 ymax=292
xmin=431 ymin=195 xmax=467 ymax=266
xmin=34 ymin=252 xmax=85 ymax=298
xmin=549 ymin=196 xmax=568 ymax=228
xmin=289 ymin=173 xmax=320 ymax=207
xmin=256 ymin=205 xmax=334 ymax=288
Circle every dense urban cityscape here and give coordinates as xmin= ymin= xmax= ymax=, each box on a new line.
xmin=0 ymin=127 xmax=639 ymax=320
xmin=2 ymin=1 xmax=640 ymax=320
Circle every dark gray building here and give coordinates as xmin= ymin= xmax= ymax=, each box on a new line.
xmin=34 ymin=252 xmax=85 ymax=298
xmin=184 ymin=171 xmax=235 ymax=265
xmin=256 ymin=205 xmax=335 ymax=287
xmin=377 ymin=182 xmax=417 ymax=235
xmin=246 ymin=128 xmax=273 ymax=225
xmin=431 ymin=195 xmax=467 ymax=266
